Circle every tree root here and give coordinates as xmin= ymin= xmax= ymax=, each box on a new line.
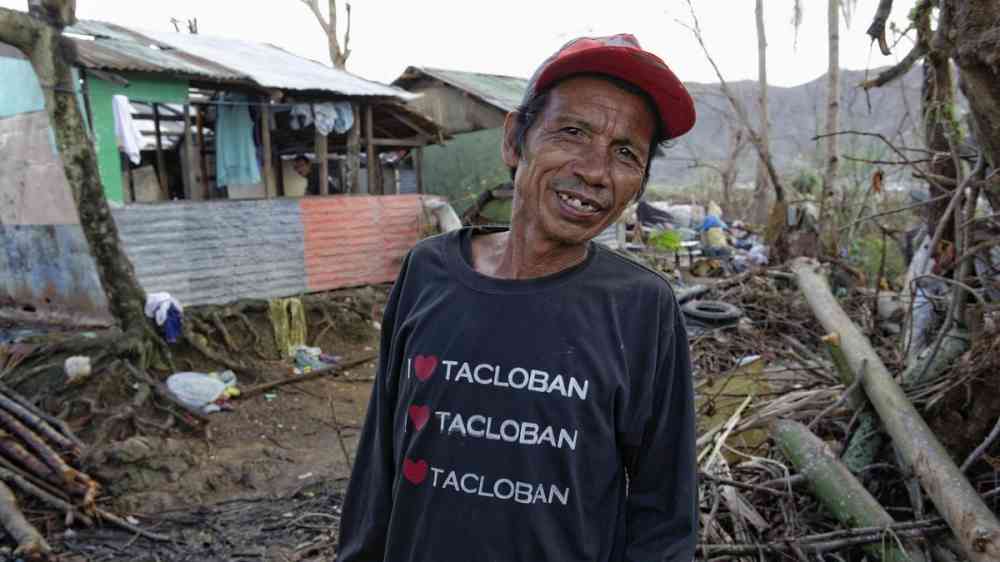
xmin=183 ymin=320 xmax=248 ymax=373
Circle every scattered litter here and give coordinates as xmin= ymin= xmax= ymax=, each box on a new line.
xmin=298 ymin=472 xmax=314 ymax=480
xmin=264 ymin=393 xmax=277 ymax=402
xmin=145 ymin=292 xmax=184 ymax=344
xmin=166 ymin=371 xmax=237 ymax=414
xmin=64 ymin=356 xmax=92 ymax=384
xmin=291 ymin=345 xmax=339 ymax=373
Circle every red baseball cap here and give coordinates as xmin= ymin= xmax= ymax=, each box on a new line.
xmin=523 ymin=34 xmax=696 ymax=140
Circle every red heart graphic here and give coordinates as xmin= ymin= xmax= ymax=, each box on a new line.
xmin=413 ymin=355 xmax=438 ymax=381
xmin=408 ymin=405 xmax=430 ymax=430
xmin=402 ymin=458 xmax=428 ymax=485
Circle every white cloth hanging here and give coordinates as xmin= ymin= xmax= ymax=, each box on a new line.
xmin=112 ymin=95 xmax=143 ymax=165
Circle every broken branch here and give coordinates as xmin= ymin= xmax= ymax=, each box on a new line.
xmin=791 ymin=257 xmax=1000 ymax=561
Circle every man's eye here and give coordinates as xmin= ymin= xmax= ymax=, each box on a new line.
xmin=617 ymin=147 xmax=640 ymax=163
xmin=561 ymin=127 xmax=583 ymax=136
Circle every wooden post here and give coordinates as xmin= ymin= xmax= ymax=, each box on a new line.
xmin=182 ymin=103 xmax=196 ymax=200
xmin=196 ymin=106 xmax=209 ymax=199
xmin=316 ymin=128 xmax=329 ymax=196
xmin=346 ymin=102 xmax=361 ymax=194
xmin=153 ymin=102 xmax=167 ymax=197
xmin=260 ymin=102 xmax=274 ymax=198
xmin=366 ymin=104 xmax=378 ymax=195
xmin=414 ymin=147 xmax=423 ymax=194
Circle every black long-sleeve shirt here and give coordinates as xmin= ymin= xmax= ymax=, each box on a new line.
xmin=335 ymin=227 xmax=697 ymax=562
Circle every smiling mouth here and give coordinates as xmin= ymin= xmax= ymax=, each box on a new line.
xmin=556 ymin=191 xmax=603 ymax=214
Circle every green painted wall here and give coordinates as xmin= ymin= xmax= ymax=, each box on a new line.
xmin=422 ymin=128 xmax=510 ymax=214
xmin=86 ymin=71 xmax=188 ymax=203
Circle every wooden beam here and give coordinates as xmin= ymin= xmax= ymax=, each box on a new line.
xmin=316 ymin=128 xmax=329 ymax=196
xmin=182 ymin=103 xmax=196 ymax=200
xmin=414 ymin=147 xmax=423 ymax=194
xmin=371 ymin=137 xmax=431 ymax=147
xmin=153 ymin=103 xmax=167 ymax=197
xmin=346 ymin=102 xmax=361 ymax=194
xmin=384 ymin=106 xmax=434 ymax=139
xmin=260 ymin=102 xmax=274 ymax=198
xmin=366 ymin=104 xmax=378 ymax=195
xmin=196 ymin=105 xmax=209 ymax=199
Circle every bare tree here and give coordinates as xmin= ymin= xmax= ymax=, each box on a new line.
xmin=820 ymin=0 xmax=841 ymax=246
xmin=750 ymin=0 xmax=772 ymax=225
xmin=299 ymin=0 xmax=352 ymax=69
xmin=681 ymin=0 xmax=790 ymax=260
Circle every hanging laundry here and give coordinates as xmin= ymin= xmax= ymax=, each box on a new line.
xmin=215 ymin=93 xmax=261 ymax=187
xmin=313 ymin=101 xmax=354 ymax=135
xmin=289 ymin=104 xmax=313 ymax=130
xmin=112 ymin=95 xmax=143 ymax=165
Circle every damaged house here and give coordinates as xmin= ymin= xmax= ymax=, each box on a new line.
xmin=0 ymin=20 xmax=446 ymax=325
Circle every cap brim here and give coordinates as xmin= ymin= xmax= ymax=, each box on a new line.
xmin=533 ymin=46 xmax=695 ymax=140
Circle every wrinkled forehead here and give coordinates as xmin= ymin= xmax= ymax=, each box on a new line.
xmin=544 ymin=77 xmax=656 ymax=142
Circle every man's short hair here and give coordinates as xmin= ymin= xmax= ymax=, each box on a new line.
xmin=294 ymin=154 xmax=310 ymax=164
xmin=508 ymin=73 xmax=665 ymax=198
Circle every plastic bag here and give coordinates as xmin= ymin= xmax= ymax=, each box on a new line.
xmin=166 ymin=372 xmax=233 ymax=414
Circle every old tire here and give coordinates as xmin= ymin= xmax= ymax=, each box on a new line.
xmin=681 ymin=300 xmax=742 ymax=323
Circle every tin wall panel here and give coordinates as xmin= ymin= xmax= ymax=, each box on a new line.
xmin=0 ymin=224 xmax=111 ymax=325
xmin=301 ymin=195 xmax=423 ymax=291
xmin=113 ymin=199 xmax=308 ymax=306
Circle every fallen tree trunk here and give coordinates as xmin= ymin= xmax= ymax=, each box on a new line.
xmin=772 ymin=419 xmax=927 ymax=562
xmin=791 ymin=257 xmax=1000 ymax=561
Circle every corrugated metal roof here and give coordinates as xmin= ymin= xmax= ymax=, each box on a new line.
xmin=134 ymin=29 xmax=415 ymax=100
xmin=394 ymin=67 xmax=528 ymax=112
xmin=66 ymin=20 xmax=242 ymax=80
xmin=72 ymin=38 xmax=243 ymax=81
xmin=65 ymin=20 xmax=414 ymax=100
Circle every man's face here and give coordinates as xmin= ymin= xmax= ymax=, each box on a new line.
xmin=293 ymin=158 xmax=310 ymax=177
xmin=502 ymin=76 xmax=654 ymax=247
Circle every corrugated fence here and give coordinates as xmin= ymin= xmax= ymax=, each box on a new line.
xmin=112 ymin=195 xmax=423 ymax=308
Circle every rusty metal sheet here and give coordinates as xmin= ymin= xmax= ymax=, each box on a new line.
xmin=301 ymin=195 xmax=423 ymax=291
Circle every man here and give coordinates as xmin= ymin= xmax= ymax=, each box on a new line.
xmin=293 ymin=154 xmax=340 ymax=195
xmin=336 ymin=34 xmax=697 ymax=562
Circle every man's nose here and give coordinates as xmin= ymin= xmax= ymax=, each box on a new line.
xmin=571 ymin=145 xmax=612 ymax=189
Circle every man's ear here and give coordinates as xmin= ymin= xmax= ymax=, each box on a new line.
xmin=501 ymin=111 xmax=520 ymax=169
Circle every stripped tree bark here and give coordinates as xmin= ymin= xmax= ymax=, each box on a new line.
xmin=772 ymin=419 xmax=927 ymax=562
xmin=791 ymin=257 xmax=1000 ymax=561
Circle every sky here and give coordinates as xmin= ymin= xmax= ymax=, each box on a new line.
xmin=1 ymin=0 xmax=919 ymax=87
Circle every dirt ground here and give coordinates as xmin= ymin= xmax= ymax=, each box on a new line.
xmin=25 ymin=315 xmax=384 ymax=561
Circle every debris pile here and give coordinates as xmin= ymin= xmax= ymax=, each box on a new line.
xmin=682 ymin=259 xmax=1000 ymax=560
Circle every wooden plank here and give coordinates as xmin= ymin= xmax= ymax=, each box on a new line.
xmin=366 ymin=104 xmax=378 ymax=195
xmin=260 ymin=102 xmax=274 ymax=198
xmin=371 ymin=137 xmax=429 ymax=147
xmin=316 ymin=128 xmax=329 ymax=196
xmin=182 ymin=103 xmax=196 ymax=200
xmin=346 ymin=102 xmax=361 ymax=194
xmin=196 ymin=106 xmax=209 ymax=199
xmin=153 ymin=103 xmax=168 ymax=196
xmin=384 ymin=106 xmax=434 ymax=139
